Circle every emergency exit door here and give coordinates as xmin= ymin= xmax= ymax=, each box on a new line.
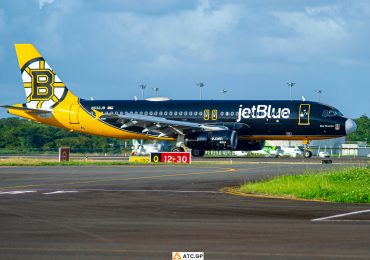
xmin=298 ymin=104 xmax=310 ymax=125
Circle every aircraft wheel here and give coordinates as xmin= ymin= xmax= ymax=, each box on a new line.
xmin=304 ymin=150 xmax=312 ymax=158
xmin=172 ymin=147 xmax=185 ymax=152
xmin=191 ymin=149 xmax=205 ymax=157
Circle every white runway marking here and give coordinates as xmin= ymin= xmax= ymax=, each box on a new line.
xmin=312 ymin=209 xmax=370 ymax=222
xmin=0 ymin=190 xmax=36 ymax=195
xmin=42 ymin=191 xmax=79 ymax=195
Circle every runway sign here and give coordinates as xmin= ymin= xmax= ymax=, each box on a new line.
xmin=150 ymin=152 xmax=191 ymax=164
xmin=129 ymin=156 xmax=151 ymax=163
xmin=59 ymin=147 xmax=70 ymax=162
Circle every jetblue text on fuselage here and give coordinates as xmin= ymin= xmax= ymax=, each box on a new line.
xmin=237 ymin=105 xmax=291 ymax=122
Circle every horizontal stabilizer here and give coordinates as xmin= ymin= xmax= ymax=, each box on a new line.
xmin=0 ymin=105 xmax=52 ymax=115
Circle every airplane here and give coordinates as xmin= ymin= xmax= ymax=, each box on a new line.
xmin=1 ymin=44 xmax=357 ymax=158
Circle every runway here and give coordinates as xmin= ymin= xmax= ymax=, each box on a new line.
xmin=0 ymin=161 xmax=369 ymax=259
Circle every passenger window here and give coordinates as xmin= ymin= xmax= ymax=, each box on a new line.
xmin=139 ymin=111 xmax=143 ymax=115
xmin=179 ymin=111 xmax=183 ymax=116
xmin=230 ymin=112 xmax=234 ymax=116
xmin=144 ymin=111 xmax=148 ymax=115
xmin=189 ymin=111 xmax=193 ymax=116
xmin=164 ymin=111 xmax=168 ymax=116
xmin=322 ymin=110 xmax=328 ymax=117
xmin=225 ymin=112 xmax=229 ymax=116
xmin=149 ymin=111 xmax=153 ymax=116
xmin=194 ymin=111 xmax=198 ymax=116
xmin=220 ymin=111 xmax=224 ymax=116
xmin=159 ymin=111 xmax=163 ymax=116
xmin=199 ymin=111 xmax=203 ymax=116
xmin=169 ymin=111 xmax=173 ymax=116
xmin=174 ymin=111 xmax=178 ymax=116
xmin=154 ymin=111 xmax=158 ymax=116
xmin=184 ymin=111 xmax=187 ymax=116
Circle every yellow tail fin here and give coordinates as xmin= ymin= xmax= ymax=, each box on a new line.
xmin=15 ymin=44 xmax=73 ymax=109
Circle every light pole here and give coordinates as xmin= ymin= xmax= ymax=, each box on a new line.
xmin=287 ymin=82 xmax=296 ymax=101
xmin=197 ymin=82 xmax=204 ymax=100
xmin=139 ymin=84 xmax=146 ymax=100
xmin=315 ymin=89 xmax=322 ymax=102
xmin=220 ymin=89 xmax=228 ymax=98
xmin=152 ymin=87 xmax=159 ymax=97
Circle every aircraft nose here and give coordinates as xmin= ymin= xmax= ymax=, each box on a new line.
xmin=345 ymin=119 xmax=357 ymax=135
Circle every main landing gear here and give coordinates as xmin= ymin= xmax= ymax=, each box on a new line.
xmin=171 ymin=146 xmax=205 ymax=157
xmin=303 ymin=140 xmax=312 ymax=158
xmin=172 ymin=136 xmax=186 ymax=153
xmin=172 ymin=146 xmax=185 ymax=152
xmin=191 ymin=149 xmax=205 ymax=157
xmin=172 ymin=136 xmax=205 ymax=157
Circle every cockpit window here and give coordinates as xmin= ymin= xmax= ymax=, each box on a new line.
xmin=328 ymin=110 xmax=336 ymax=116
xmin=336 ymin=111 xmax=343 ymax=116
xmin=322 ymin=110 xmax=343 ymax=117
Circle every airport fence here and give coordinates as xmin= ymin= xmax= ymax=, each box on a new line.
xmin=0 ymin=146 xmax=369 ymax=158
xmin=0 ymin=147 xmax=134 ymax=156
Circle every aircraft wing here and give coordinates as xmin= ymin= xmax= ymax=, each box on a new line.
xmin=0 ymin=105 xmax=52 ymax=116
xmin=100 ymin=113 xmax=228 ymax=137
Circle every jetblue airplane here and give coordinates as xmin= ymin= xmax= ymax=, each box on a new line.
xmin=1 ymin=44 xmax=357 ymax=157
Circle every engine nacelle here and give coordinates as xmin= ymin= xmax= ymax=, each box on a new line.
xmin=185 ymin=130 xmax=238 ymax=150
xmin=235 ymin=140 xmax=265 ymax=151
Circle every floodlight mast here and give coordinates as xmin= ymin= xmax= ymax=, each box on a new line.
xmin=287 ymin=82 xmax=296 ymax=101
xmin=139 ymin=84 xmax=146 ymax=100
xmin=315 ymin=89 xmax=322 ymax=102
xmin=197 ymin=82 xmax=205 ymax=100
xmin=152 ymin=87 xmax=159 ymax=97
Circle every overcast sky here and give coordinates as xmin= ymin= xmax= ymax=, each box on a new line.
xmin=0 ymin=0 xmax=369 ymax=118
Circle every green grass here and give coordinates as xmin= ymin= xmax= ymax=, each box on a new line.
xmin=240 ymin=167 xmax=370 ymax=203
xmin=0 ymin=158 xmax=133 ymax=166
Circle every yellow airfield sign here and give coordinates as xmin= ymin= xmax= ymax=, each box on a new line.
xmin=129 ymin=156 xmax=151 ymax=163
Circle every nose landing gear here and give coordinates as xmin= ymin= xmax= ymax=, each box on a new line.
xmin=303 ymin=140 xmax=312 ymax=158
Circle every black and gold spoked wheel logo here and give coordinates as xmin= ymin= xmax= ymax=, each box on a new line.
xmin=22 ymin=59 xmax=66 ymax=109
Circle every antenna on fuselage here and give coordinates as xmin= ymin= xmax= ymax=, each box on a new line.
xmin=134 ymin=96 xmax=138 ymax=101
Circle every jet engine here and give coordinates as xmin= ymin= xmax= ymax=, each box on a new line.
xmin=235 ymin=140 xmax=265 ymax=151
xmin=185 ymin=130 xmax=238 ymax=150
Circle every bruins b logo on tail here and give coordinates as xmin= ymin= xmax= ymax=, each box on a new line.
xmin=15 ymin=44 xmax=69 ymax=109
xmin=30 ymin=68 xmax=54 ymax=101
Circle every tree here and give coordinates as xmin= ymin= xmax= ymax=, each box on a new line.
xmin=347 ymin=115 xmax=369 ymax=143
xmin=0 ymin=118 xmax=128 ymax=153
